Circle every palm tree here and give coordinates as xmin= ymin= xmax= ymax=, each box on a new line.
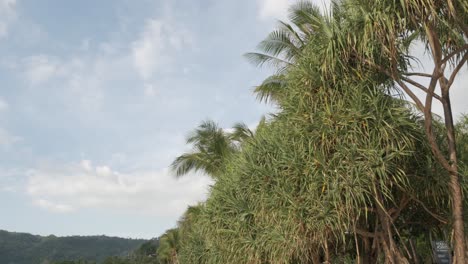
xmin=229 ymin=122 xmax=254 ymax=144
xmin=245 ymin=1 xmax=331 ymax=103
xmin=170 ymin=120 xmax=236 ymax=179
xmin=171 ymin=120 xmax=255 ymax=179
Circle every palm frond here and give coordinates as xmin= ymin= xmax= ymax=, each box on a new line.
xmin=171 ymin=153 xmax=210 ymax=177
xmin=229 ymin=122 xmax=254 ymax=143
xmin=244 ymin=52 xmax=293 ymax=70
xmin=257 ymin=28 xmax=302 ymax=61
xmin=253 ymin=74 xmax=287 ymax=103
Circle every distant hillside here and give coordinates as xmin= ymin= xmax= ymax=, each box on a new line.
xmin=0 ymin=230 xmax=148 ymax=264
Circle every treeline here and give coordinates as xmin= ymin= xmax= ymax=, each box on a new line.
xmin=157 ymin=0 xmax=468 ymax=263
xmin=0 ymin=230 xmax=149 ymax=264
xmin=51 ymin=240 xmax=159 ymax=264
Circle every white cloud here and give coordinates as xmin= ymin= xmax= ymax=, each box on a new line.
xmin=17 ymin=12 xmax=193 ymax=123
xmin=26 ymin=160 xmax=213 ymax=216
xmin=132 ymin=18 xmax=191 ymax=80
xmin=258 ymin=0 xmax=291 ymax=20
xmin=34 ymin=199 xmax=75 ymax=213
xmin=257 ymin=0 xmax=331 ymax=21
xmin=132 ymin=20 xmax=164 ymax=79
xmin=20 ymin=53 xmax=108 ymax=117
xmin=0 ymin=0 xmax=16 ymax=38
xmin=23 ymin=55 xmax=60 ymax=85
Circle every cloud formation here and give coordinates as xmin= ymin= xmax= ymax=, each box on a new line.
xmin=34 ymin=199 xmax=74 ymax=213
xmin=132 ymin=18 xmax=191 ymax=80
xmin=26 ymin=160 xmax=212 ymax=216
xmin=23 ymin=55 xmax=60 ymax=85
xmin=0 ymin=0 xmax=16 ymax=38
xmin=257 ymin=0 xmax=291 ymax=20
xmin=257 ymin=0 xmax=331 ymax=21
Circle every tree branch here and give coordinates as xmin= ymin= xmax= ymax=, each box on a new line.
xmin=391 ymin=196 xmax=411 ymax=221
xmin=423 ymin=24 xmax=455 ymax=173
xmin=354 ymin=228 xmax=380 ymax=238
xmin=410 ymin=197 xmax=448 ymax=224
xmin=447 ymin=53 xmax=468 ymax=90
xmin=441 ymin=44 xmax=468 ymax=65
xmin=402 ymin=72 xmax=433 ymax=78
xmin=401 ymin=76 xmax=442 ymax=101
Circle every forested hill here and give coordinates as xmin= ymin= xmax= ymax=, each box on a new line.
xmin=0 ymin=230 xmax=148 ymax=264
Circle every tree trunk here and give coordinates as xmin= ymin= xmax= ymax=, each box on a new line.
xmin=441 ymin=88 xmax=466 ymax=264
xmin=375 ymin=190 xmax=409 ymax=264
xmin=323 ymin=242 xmax=330 ymax=263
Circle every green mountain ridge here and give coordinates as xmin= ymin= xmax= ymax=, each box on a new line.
xmin=0 ymin=230 xmax=150 ymax=264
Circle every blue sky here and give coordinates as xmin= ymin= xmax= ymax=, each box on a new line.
xmin=0 ymin=0 xmax=297 ymax=239
xmin=0 ymin=0 xmax=467 ymax=239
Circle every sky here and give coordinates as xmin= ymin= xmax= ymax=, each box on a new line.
xmin=0 ymin=0 xmax=467 ymax=239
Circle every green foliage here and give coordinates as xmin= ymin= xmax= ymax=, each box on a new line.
xmin=187 ymin=69 xmax=449 ymax=262
xmin=170 ymin=120 xmax=237 ymax=179
xmin=100 ymin=239 xmax=159 ymax=264
xmin=170 ymin=0 xmax=468 ymax=263
xmin=156 ymin=229 xmax=180 ymax=264
xmin=52 ymin=260 xmax=96 ymax=264
xmin=170 ymin=120 xmax=255 ymax=180
xmin=166 ymin=0 xmax=468 ymax=262
xmin=0 ymin=230 xmax=147 ymax=264
xmin=456 ymin=114 xmax=468 ymax=170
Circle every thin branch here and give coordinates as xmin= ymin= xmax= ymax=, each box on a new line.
xmin=401 ymin=76 xmax=442 ymax=101
xmin=409 ymin=197 xmax=448 ymax=224
xmin=394 ymin=79 xmax=425 ymax=112
xmin=391 ymin=196 xmax=411 ymax=221
xmin=402 ymin=72 xmax=433 ymax=78
xmin=441 ymin=44 xmax=468 ymax=65
xmin=354 ymin=228 xmax=380 ymax=238
xmin=447 ymin=53 xmax=468 ymax=90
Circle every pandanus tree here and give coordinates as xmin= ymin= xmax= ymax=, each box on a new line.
xmin=248 ymin=0 xmax=467 ymax=261
xmin=157 ymin=228 xmax=180 ymax=264
xmin=174 ymin=1 xmax=463 ymax=263
xmin=321 ymin=0 xmax=468 ymax=261
xmin=456 ymin=115 xmax=468 ymax=240
xmin=199 ymin=41 xmax=453 ymax=263
xmin=172 ymin=1 xmax=466 ymax=263
xmin=177 ymin=204 xmax=211 ymax=264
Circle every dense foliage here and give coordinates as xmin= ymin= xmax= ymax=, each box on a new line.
xmin=164 ymin=0 xmax=467 ymax=263
xmin=0 ymin=230 xmax=148 ymax=264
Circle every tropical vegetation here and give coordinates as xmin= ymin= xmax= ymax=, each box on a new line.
xmin=0 ymin=230 xmax=150 ymax=264
xmin=161 ymin=0 xmax=467 ymax=263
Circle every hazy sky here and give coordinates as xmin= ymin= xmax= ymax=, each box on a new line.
xmin=0 ymin=0 xmax=466 ymax=239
